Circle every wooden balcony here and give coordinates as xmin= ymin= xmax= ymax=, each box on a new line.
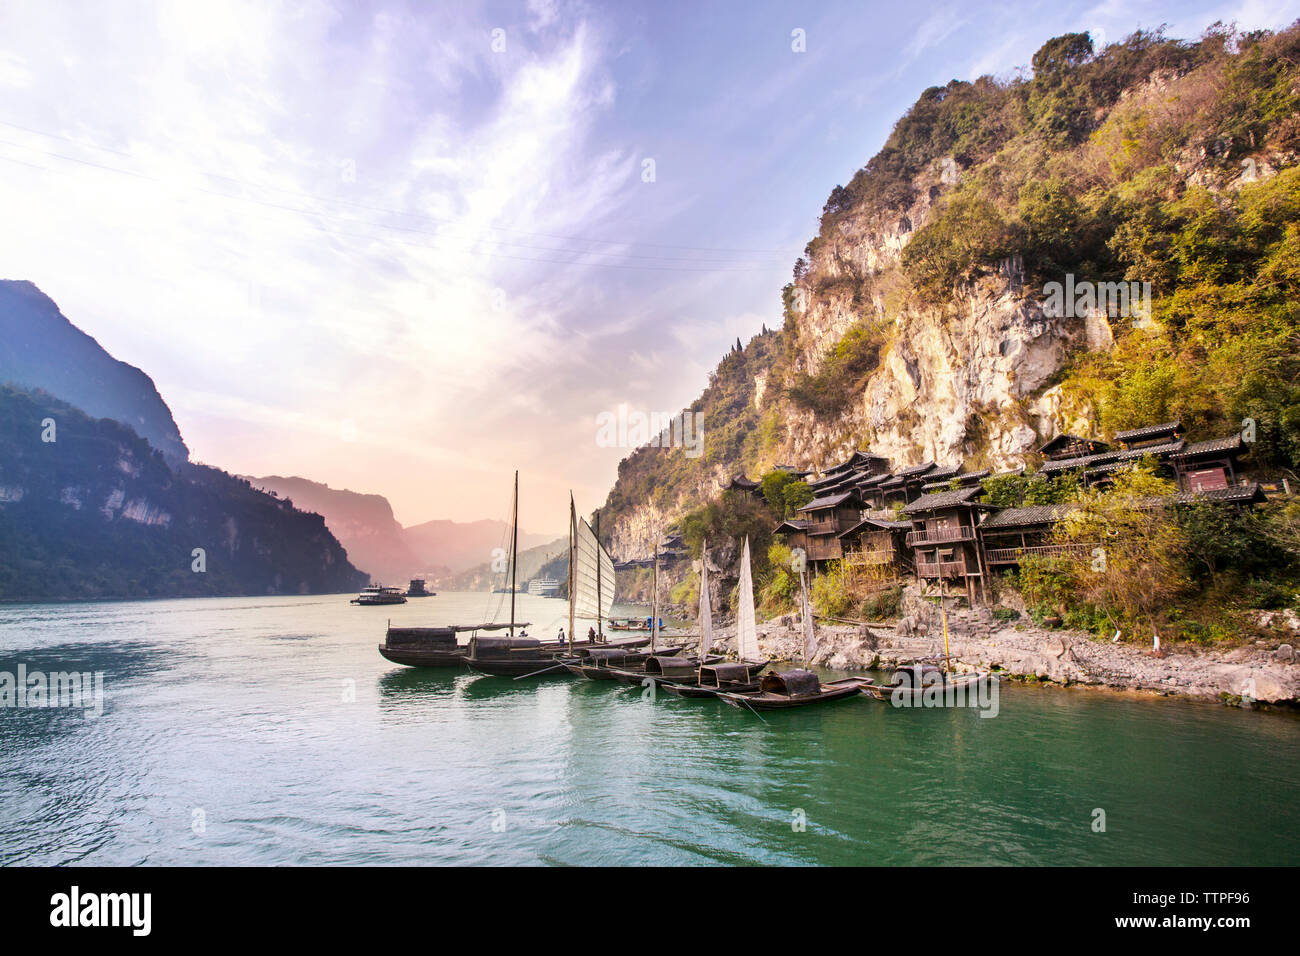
xmin=843 ymin=548 xmax=894 ymax=567
xmin=983 ymin=543 xmax=1095 ymax=566
xmin=905 ymin=526 xmax=976 ymax=547
xmin=916 ymin=559 xmax=969 ymax=579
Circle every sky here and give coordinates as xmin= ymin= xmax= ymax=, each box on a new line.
xmin=1 ymin=0 xmax=1296 ymax=534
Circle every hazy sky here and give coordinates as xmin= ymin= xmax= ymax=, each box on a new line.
xmin=1 ymin=0 xmax=1295 ymax=533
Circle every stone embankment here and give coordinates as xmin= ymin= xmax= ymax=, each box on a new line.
xmin=664 ymin=587 xmax=1298 ymax=706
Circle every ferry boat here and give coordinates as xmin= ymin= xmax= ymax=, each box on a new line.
xmin=351 ymin=585 xmax=408 ymax=606
xmin=406 ymin=578 xmax=434 ymax=597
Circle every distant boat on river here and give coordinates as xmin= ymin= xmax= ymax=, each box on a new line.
xmin=351 ymin=585 xmax=407 ymax=606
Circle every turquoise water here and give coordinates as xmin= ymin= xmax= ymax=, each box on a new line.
xmin=1 ymin=592 xmax=1297 ymax=866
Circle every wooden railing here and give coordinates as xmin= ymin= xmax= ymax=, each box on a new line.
xmin=983 ymin=543 xmax=1095 ymax=565
xmin=843 ymin=548 xmax=894 ymax=566
xmin=915 ymin=559 xmax=968 ymax=578
xmin=905 ymin=526 xmax=975 ymax=546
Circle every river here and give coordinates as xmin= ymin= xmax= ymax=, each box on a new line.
xmin=1 ymin=592 xmax=1297 ymax=865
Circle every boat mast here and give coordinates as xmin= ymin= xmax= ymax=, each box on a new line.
xmin=696 ymin=538 xmax=710 ymax=683
xmin=509 ymin=469 xmax=519 ymax=637
xmin=595 ymin=509 xmax=604 ymax=644
xmin=940 ymin=573 xmax=951 ymax=675
xmin=650 ymin=541 xmax=659 ymax=652
xmin=799 ymin=566 xmax=813 ymax=663
xmin=568 ymin=493 xmax=576 ymax=655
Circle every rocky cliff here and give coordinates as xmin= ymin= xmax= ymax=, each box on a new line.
xmin=599 ymin=25 xmax=1300 ymax=561
xmin=0 ymin=279 xmax=190 ymax=464
xmin=0 ymin=385 xmax=367 ymax=600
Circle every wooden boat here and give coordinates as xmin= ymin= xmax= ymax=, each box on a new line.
xmin=564 ymin=644 xmax=689 ymax=681
xmin=859 ymin=662 xmax=990 ymax=702
xmin=608 ymin=617 xmax=650 ymax=631
xmin=379 ymin=621 xmax=539 ymax=667
xmin=718 ymin=669 xmax=869 ymax=710
xmin=465 ymin=491 xmax=633 ymax=680
xmin=352 ymin=585 xmax=408 ymax=605
xmin=405 ymin=578 xmax=434 ymax=597
xmin=605 ymin=652 xmax=725 ymax=686
xmin=661 ymin=661 xmax=769 ymax=697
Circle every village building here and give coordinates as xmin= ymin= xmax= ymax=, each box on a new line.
xmin=1169 ymin=435 xmax=1247 ymax=493
xmin=724 ymin=474 xmax=762 ymax=495
xmin=874 ymin=461 xmax=939 ymax=510
xmin=838 ymin=516 xmax=912 ymax=578
xmin=919 ymin=467 xmax=989 ymax=495
xmin=901 ymin=486 xmax=990 ymax=605
xmin=976 ymin=503 xmax=1085 ymax=570
xmin=773 ymin=518 xmax=809 ymax=559
xmin=1038 ymin=434 xmax=1110 ymax=461
xmin=796 ymin=488 xmax=863 ymax=566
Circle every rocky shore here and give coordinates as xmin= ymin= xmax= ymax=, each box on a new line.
xmin=662 ymin=586 xmax=1299 ymax=707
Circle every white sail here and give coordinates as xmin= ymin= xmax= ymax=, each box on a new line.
xmin=736 ymin=536 xmax=760 ymax=661
xmin=698 ymin=541 xmax=713 ymax=658
xmin=572 ymin=516 xmax=615 ymax=622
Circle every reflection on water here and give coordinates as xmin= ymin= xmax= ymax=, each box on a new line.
xmin=1 ymin=592 xmax=1298 ymax=866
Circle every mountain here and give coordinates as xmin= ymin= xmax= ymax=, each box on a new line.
xmin=243 ymin=475 xmax=420 ymax=584
xmin=0 ymin=385 xmax=366 ymax=600
xmin=600 ymin=23 xmax=1300 ymax=558
xmin=0 ymin=279 xmax=190 ymax=464
xmin=245 ymin=475 xmax=560 ymax=586
xmin=438 ymin=535 xmax=569 ymax=592
xmin=402 ymin=518 xmax=557 ymax=579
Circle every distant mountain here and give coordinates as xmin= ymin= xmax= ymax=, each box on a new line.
xmin=246 ymin=475 xmax=559 ymax=585
xmin=440 ymin=535 xmax=568 ymax=592
xmin=0 ymin=280 xmax=190 ymax=464
xmin=403 ymin=518 xmax=557 ymax=578
xmin=0 ymin=385 xmax=366 ymax=600
xmin=243 ymin=475 xmax=420 ymax=585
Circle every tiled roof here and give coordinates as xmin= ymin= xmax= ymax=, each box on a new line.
xmin=837 ymin=517 xmax=911 ymax=538
xmin=920 ymin=468 xmax=989 ymax=492
xmin=897 ymin=461 xmax=937 ymax=478
xmin=1173 ymin=483 xmax=1265 ymax=505
xmin=1037 ymin=440 xmax=1187 ymax=475
xmin=1169 ymin=435 xmax=1244 ymax=458
xmin=1115 ymin=421 xmax=1183 ymax=442
xmin=797 ymin=491 xmax=859 ymax=512
xmin=979 ymin=503 xmax=1076 ymax=529
xmin=774 ymin=519 xmax=809 ymax=532
xmin=901 ymin=486 xmax=984 ymax=514
xmin=1037 ymin=455 xmax=1092 ymax=474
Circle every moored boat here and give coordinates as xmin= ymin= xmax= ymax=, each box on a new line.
xmin=565 ymin=644 xmax=689 ymax=681
xmin=718 ymin=669 xmax=870 ymax=710
xmin=406 ymin=578 xmax=434 ymax=597
xmin=379 ymin=621 xmax=534 ymax=668
xmin=661 ymin=661 xmax=769 ymax=698
xmin=859 ymin=662 xmax=990 ymax=702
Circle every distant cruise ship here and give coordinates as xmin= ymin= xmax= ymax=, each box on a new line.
xmin=527 ymin=577 xmax=560 ymax=597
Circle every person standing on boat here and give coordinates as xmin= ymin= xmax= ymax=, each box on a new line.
xmin=557 ymin=627 xmax=565 ymax=643
xmin=587 ymin=626 xmax=597 ymax=643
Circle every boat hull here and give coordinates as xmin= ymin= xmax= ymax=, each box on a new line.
xmin=377 ymin=644 xmax=465 ymax=667
xmin=720 ymin=678 xmax=868 ymax=710
xmin=860 ymin=672 xmax=989 ymax=702
xmin=661 ymin=679 xmax=763 ymax=699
